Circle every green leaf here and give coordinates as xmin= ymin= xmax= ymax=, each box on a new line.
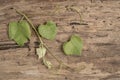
xmin=9 ymin=20 xmax=31 ymax=46
xmin=63 ymin=35 xmax=83 ymax=55
xmin=36 ymin=46 xmax=46 ymax=59
xmin=38 ymin=21 xmax=57 ymax=40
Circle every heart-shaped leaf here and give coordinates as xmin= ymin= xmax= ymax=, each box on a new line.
xmin=9 ymin=20 xmax=31 ymax=46
xmin=36 ymin=46 xmax=46 ymax=59
xmin=63 ymin=35 xmax=83 ymax=55
xmin=38 ymin=21 xmax=57 ymax=40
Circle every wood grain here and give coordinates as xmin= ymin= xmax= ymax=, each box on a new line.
xmin=0 ymin=0 xmax=120 ymax=80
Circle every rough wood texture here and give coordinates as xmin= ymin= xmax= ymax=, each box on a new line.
xmin=0 ymin=0 xmax=120 ymax=80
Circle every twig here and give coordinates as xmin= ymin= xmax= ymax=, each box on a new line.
xmin=12 ymin=8 xmax=64 ymax=65
xmin=13 ymin=8 xmax=43 ymax=44
xmin=66 ymin=6 xmax=83 ymax=24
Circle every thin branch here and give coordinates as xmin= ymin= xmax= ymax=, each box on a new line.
xmin=13 ymin=8 xmax=43 ymax=44
xmin=43 ymin=44 xmax=62 ymax=64
xmin=13 ymin=8 xmax=64 ymax=65
xmin=66 ymin=6 xmax=83 ymax=24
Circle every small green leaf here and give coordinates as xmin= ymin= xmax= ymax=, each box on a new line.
xmin=43 ymin=58 xmax=52 ymax=69
xmin=38 ymin=21 xmax=57 ymax=40
xmin=9 ymin=20 xmax=31 ymax=46
xmin=36 ymin=46 xmax=46 ymax=59
xmin=63 ymin=35 xmax=83 ymax=55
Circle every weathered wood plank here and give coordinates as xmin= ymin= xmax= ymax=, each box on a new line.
xmin=0 ymin=0 xmax=120 ymax=80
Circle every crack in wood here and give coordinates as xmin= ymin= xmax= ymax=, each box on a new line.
xmin=0 ymin=41 xmax=40 ymax=50
xmin=92 ymin=43 xmax=116 ymax=46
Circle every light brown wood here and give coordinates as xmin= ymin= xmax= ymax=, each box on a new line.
xmin=0 ymin=0 xmax=120 ymax=80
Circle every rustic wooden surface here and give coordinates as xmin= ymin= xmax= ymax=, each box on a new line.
xmin=0 ymin=0 xmax=120 ymax=80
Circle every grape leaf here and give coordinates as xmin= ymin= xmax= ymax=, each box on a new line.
xmin=9 ymin=20 xmax=31 ymax=46
xmin=63 ymin=35 xmax=83 ymax=55
xmin=38 ymin=21 xmax=57 ymax=40
xmin=36 ymin=46 xmax=46 ymax=59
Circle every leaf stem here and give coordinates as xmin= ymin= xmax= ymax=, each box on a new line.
xmin=43 ymin=44 xmax=62 ymax=64
xmin=13 ymin=8 xmax=43 ymax=44
xmin=66 ymin=6 xmax=83 ymax=24
xmin=13 ymin=8 xmax=64 ymax=65
xmin=44 ymin=44 xmax=73 ymax=69
xmin=19 ymin=16 xmax=24 ymax=22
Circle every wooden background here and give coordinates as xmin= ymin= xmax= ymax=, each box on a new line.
xmin=0 ymin=0 xmax=120 ymax=80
